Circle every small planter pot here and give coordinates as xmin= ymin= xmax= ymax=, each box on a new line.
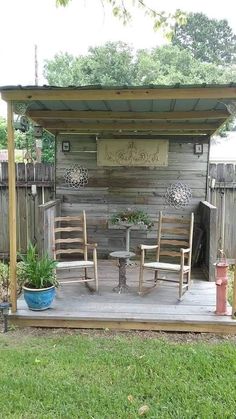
xmin=23 ymin=285 xmax=56 ymax=311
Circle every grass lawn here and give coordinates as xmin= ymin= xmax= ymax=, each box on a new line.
xmin=0 ymin=330 xmax=235 ymax=418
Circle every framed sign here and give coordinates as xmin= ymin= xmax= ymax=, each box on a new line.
xmin=97 ymin=139 xmax=169 ymax=167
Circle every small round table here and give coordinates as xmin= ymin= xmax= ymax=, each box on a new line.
xmin=110 ymin=251 xmax=135 ymax=294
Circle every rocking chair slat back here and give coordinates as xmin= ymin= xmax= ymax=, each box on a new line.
xmin=54 ymin=211 xmax=87 ymax=260
xmin=157 ymin=211 xmax=194 ymax=264
xmin=157 ymin=211 xmax=194 ymax=263
xmin=139 ymin=211 xmax=194 ymax=299
xmin=162 ymin=216 xmax=190 ymax=224
xmin=55 ymin=216 xmax=83 ymax=222
xmin=55 ymin=248 xmax=85 ymax=256
xmin=54 ymin=211 xmax=98 ymax=292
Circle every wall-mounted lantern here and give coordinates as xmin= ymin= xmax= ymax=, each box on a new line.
xmin=194 ymin=143 xmax=203 ymax=155
xmin=62 ymin=140 xmax=70 ymax=152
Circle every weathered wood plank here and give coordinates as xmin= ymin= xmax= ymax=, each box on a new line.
xmin=56 ymin=135 xmax=209 ymax=258
xmin=9 ymin=261 xmax=236 ymax=333
xmin=0 ymin=163 xmax=55 ymax=257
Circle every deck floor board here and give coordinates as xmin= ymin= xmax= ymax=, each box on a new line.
xmin=11 ymin=260 xmax=235 ymax=332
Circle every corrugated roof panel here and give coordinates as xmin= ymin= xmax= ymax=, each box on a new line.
xmin=61 ymin=101 xmax=90 ymax=110
xmin=128 ymin=100 xmax=153 ymax=112
xmin=104 ymin=101 xmax=130 ymax=111
xmin=47 ymin=100 xmax=70 ymax=110
xmin=173 ymin=99 xmax=199 ymax=111
xmin=152 ymin=100 xmax=172 ymax=112
xmin=84 ymin=101 xmax=109 ymax=111
xmin=195 ymin=99 xmax=221 ymax=111
xmin=1 ymin=84 xmax=233 ymax=137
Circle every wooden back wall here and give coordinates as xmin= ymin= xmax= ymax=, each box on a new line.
xmin=56 ymin=135 xmax=209 ymax=257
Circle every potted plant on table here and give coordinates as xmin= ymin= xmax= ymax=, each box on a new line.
xmin=110 ymin=208 xmax=153 ymax=229
xmin=19 ymin=243 xmax=58 ymax=311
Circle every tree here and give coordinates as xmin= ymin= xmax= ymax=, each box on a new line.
xmin=44 ymin=42 xmax=136 ymax=86
xmin=0 ymin=117 xmax=31 ymax=151
xmin=55 ymin=0 xmax=186 ymax=37
xmin=0 ymin=117 xmax=7 ymax=149
xmin=43 ymin=53 xmax=79 ymax=87
xmin=44 ymin=42 xmax=236 ymax=87
xmin=135 ymin=45 xmax=236 ymax=85
xmin=172 ymin=13 xmax=236 ymax=64
xmin=0 ymin=118 xmax=55 ymax=163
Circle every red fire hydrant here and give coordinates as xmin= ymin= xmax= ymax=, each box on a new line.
xmin=215 ymin=252 xmax=229 ymax=315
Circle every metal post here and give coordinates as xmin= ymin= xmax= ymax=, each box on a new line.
xmin=125 ymin=226 xmax=131 ymax=252
xmin=219 ymin=190 xmax=225 ymax=250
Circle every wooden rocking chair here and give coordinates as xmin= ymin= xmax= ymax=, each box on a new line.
xmin=53 ymin=211 xmax=98 ymax=291
xmin=139 ymin=211 xmax=194 ymax=300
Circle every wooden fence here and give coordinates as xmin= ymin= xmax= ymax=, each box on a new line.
xmin=208 ymin=163 xmax=236 ymax=260
xmin=38 ymin=199 xmax=61 ymax=257
xmin=0 ymin=162 xmax=54 ymax=258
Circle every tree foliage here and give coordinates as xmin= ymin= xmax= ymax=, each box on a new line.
xmin=172 ymin=13 xmax=236 ymax=64
xmin=55 ymin=0 xmax=186 ymax=36
xmin=44 ymin=42 xmax=236 ymax=87
xmin=0 ymin=118 xmax=55 ymax=163
xmin=44 ymin=42 xmax=135 ymax=86
xmin=135 ymin=46 xmax=236 ymax=85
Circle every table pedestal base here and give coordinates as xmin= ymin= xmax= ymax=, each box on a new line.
xmin=110 ymin=251 xmax=135 ymax=294
xmin=112 ymin=257 xmax=131 ymax=294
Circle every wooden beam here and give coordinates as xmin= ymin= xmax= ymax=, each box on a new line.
xmin=40 ymin=121 xmax=218 ymax=132
xmin=27 ymin=109 xmax=229 ymax=120
xmin=9 ymin=317 xmax=236 ymax=334
xmin=210 ymin=115 xmax=232 ymax=137
xmin=57 ymin=130 xmax=209 ymax=140
xmin=7 ymin=101 xmax=17 ymax=313
xmin=2 ymin=86 xmax=236 ymax=101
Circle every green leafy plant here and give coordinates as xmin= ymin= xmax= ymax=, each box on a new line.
xmin=110 ymin=208 xmax=153 ymax=229
xmin=19 ymin=243 xmax=58 ymax=289
xmin=0 ymin=262 xmax=24 ymax=301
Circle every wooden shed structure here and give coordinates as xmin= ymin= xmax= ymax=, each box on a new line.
xmin=1 ymin=83 xmax=236 ymax=332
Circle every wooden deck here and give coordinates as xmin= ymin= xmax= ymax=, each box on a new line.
xmin=10 ymin=260 xmax=236 ymax=333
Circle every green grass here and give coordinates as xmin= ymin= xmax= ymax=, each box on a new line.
xmin=0 ymin=332 xmax=236 ymax=418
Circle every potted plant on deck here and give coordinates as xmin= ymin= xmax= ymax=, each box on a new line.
xmin=19 ymin=243 xmax=58 ymax=311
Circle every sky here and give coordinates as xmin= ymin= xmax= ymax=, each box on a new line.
xmin=1 ymin=0 xmax=236 ymax=119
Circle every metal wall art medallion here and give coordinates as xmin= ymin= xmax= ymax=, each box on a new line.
xmin=165 ymin=182 xmax=192 ymax=209
xmin=64 ymin=164 xmax=88 ymax=189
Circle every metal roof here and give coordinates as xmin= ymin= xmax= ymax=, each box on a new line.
xmin=1 ymin=83 xmax=235 ymax=137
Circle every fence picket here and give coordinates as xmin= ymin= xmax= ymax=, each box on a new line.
xmin=209 ymin=163 xmax=236 ymax=259
xmin=0 ymin=162 xmax=54 ymax=259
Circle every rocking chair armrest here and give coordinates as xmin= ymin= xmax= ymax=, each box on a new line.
xmin=140 ymin=244 xmax=159 ymax=250
xmin=85 ymin=242 xmax=98 ymax=249
xmin=180 ymin=248 xmax=191 ymax=254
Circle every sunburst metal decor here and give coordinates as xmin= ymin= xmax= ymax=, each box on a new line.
xmin=64 ymin=164 xmax=88 ymax=189
xmin=13 ymin=101 xmax=29 ymax=115
xmin=165 ymin=182 xmax=192 ymax=209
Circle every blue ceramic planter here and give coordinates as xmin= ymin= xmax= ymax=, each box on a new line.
xmin=23 ymin=285 xmax=56 ymax=311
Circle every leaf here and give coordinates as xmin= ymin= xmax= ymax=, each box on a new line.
xmin=34 ymin=358 xmax=41 ymax=363
xmin=138 ymin=405 xmax=150 ymax=416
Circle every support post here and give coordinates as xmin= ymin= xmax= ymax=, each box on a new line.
xmin=125 ymin=226 xmax=131 ymax=252
xmin=7 ymin=101 xmax=17 ymax=312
